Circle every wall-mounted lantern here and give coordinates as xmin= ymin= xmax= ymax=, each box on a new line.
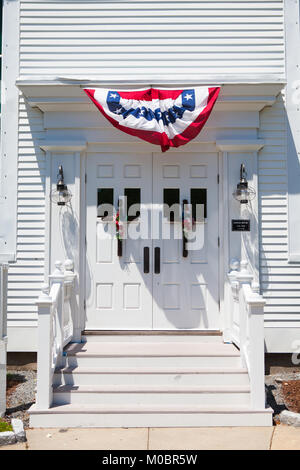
xmin=50 ymin=165 xmax=72 ymax=206
xmin=233 ymin=164 xmax=256 ymax=204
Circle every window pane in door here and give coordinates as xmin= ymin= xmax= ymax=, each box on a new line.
xmin=164 ymin=188 xmax=180 ymax=222
xmin=191 ymin=188 xmax=207 ymax=220
xmin=97 ymin=188 xmax=114 ymax=219
xmin=124 ymin=188 xmax=141 ymax=221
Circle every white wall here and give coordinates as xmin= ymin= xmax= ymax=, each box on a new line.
xmin=6 ymin=97 xmax=45 ymax=351
xmin=259 ymin=94 xmax=300 ymax=352
xmin=19 ymin=0 xmax=285 ymax=81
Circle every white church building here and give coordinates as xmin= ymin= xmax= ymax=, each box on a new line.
xmin=1 ymin=0 xmax=300 ymax=427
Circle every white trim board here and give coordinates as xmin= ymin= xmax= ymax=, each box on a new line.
xmin=0 ymin=0 xmax=20 ymax=262
xmin=40 ymin=142 xmax=87 ymax=152
xmin=7 ymin=326 xmax=37 ymax=352
xmin=264 ymin=327 xmax=300 ymax=353
xmin=216 ymin=140 xmax=265 ymax=152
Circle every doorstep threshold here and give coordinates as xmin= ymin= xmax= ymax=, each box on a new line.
xmin=82 ymin=330 xmax=222 ymax=336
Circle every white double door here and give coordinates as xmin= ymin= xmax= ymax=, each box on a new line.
xmin=86 ymin=152 xmax=219 ymax=330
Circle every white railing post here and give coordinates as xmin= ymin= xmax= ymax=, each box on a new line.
xmin=247 ymin=281 xmax=266 ymax=409
xmin=0 ymin=263 xmax=9 ymax=417
xmin=35 ymin=259 xmax=77 ymax=410
xmin=236 ymin=260 xmax=253 ymax=366
xmin=36 ymin=283 xmax=53 ymax=409
xmin=228 ymin=259 xmax=266 ymax=410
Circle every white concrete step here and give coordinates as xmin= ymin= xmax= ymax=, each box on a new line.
xmin=53 ymin=366 xmax=249 ymax=387
xmin=64 ymin=342 xmax=242 ymax=368
xmin=29 ymin=403 xmax=273 ymax=428
xmin=52 ymin=384 xmax=251 ymax=406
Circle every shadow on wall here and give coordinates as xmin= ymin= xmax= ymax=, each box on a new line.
xmin=60 ymin=205 xmax=92 ymax=324
xmin=259 ymin=93 xmax=296 ymax=310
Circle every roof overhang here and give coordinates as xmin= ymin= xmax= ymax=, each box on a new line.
xmin=16 ymin=77 xmax=285 ymax=114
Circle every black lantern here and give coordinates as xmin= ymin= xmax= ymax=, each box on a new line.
xmin=50 ymin=165 xmax=72 ymax=206
xmin=233 ymin=164 xmax=256 ymax=204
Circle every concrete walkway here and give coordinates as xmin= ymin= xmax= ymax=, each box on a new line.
xmin=0 ymin=425 xmax=300 ymax=450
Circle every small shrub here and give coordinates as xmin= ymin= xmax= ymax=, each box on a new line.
xmin=0 ymin=419 xmax=13 ymax=432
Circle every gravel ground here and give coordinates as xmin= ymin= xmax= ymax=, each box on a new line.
xmin=5 ymin=370 xmax=36 ymax=429
xmin=265 ymin=371 xmax=300 ymax=421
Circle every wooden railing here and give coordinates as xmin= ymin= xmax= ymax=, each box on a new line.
xmin=36 ymin=260 xmax=76 ymax=409
xmin=0 ymin=263 xmax=9 ymax=417
xmin=228 ymin=260 xmax=266 ymax=410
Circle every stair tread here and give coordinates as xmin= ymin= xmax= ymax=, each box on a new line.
xmin=65 ymin=341 xmax=240 ymax=357
xmin=55 ymin=366 xmax=248 ymax=374
xmin=53 ymin=384 xmax=250 ymax=393
xmin=29 ymin=403 xmax=272 ymax=415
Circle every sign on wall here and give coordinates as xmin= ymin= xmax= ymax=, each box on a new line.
xmin=231 ymin=219 xmax=251 ymax=232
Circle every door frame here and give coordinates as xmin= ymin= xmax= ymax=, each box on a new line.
xmin=80 ymin=144 xmax=225 ymax=333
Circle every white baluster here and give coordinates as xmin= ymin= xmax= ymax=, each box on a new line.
xmin=49 ymin=262 xmax=65 ymax=363
xmin=64 ymin=259 xmax=75 ymax=286
xmin=251 ymin=281 xmax=260 ymax=295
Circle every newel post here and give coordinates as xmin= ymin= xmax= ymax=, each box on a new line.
xmin=36 ymin=283 xmax=53 ymax=409
xmin=248 ymin=281 xmax=266 ymax=410
xmin=236 ymin=260 xmax=253 ymax=356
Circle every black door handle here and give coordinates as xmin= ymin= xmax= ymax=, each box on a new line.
xmin=182 ymin=199 xmax=188 ymax=258
xmin=154 ymin=247 xmax=160 ymax=274
xmin=144 ymin=247 xmax=150 ymax=274
xmin=117 ymin=238 xmax=122 ymax=257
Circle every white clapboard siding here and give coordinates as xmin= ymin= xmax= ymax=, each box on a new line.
xmin=7 ymin=96 xmax=45 ymax=325
xmin=259 ymin=94 xmax=300 ymax=325
xmin=19 ymin=0 xmax=285 ymax=79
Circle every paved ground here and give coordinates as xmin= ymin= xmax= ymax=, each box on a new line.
xmin=1 ymin=425 xmax=300 ymax=450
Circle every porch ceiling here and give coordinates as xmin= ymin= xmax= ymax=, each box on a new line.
xmin=16 ymin=78 xmax=285 ymax=114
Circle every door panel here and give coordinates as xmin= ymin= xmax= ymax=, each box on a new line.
xmin=152 ymin=153 xmax=219 ymax=330
xmin=86 ymin=153 xmax=153 ymax=329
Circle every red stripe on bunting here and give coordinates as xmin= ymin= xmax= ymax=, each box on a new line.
xmin=169 ymin=87 xmax=220 ymax=149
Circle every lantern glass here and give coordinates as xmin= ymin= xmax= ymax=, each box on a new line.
xmin=50 ymin=187 xmax=72 ymax=206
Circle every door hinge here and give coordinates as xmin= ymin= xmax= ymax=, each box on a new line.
xmin=85 ymin=173 xmax=87 ymax=183
xmin=218 ymin=236 xmax=220 ymax=247
xmin=83 ymin=300 xmax=86 ymax=311
xmin=217 ymin=174 xmax=220 ymax=184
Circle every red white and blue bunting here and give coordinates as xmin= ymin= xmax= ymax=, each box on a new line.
xmin=84 ymin=87 xmax=220 ymax=152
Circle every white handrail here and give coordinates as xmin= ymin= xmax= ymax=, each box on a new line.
xmin=0 ymin=263 xmax=9 ymax=417
xmin=228 ymin=260 xmax=266 ymax=410
xmin=36 ymin=260 xmax=76 ymax=409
